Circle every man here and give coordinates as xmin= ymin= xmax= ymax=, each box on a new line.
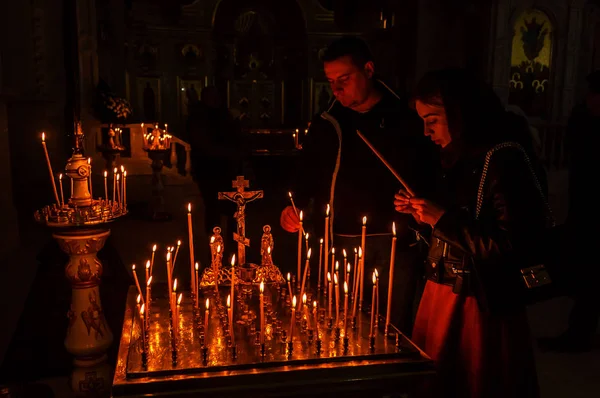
xmin=280 ymin=36 xmax=438 ymax=335
xmin=539 ymin=70 xmax=600 ymax=352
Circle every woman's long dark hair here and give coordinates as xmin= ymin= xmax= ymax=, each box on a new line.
xmin=412 ymin=68 xmax=534 ymax=157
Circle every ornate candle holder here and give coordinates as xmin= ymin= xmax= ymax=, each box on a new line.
xmin=34 ymin=123 xmax=127 ymax=396
xmin=142 ymin=124 xmax=173 ymax=221
xmin=97 ymin=124 xmax=126 ymax=171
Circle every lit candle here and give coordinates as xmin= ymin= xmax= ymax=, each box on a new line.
xmin=230 ymin=254 xmax=236 ymax=326
xmin=370 ymin=272 xmax=376 ymax=337
xmin=287 ymin=191 xmax=299 ymax=216
xmin=88 ymin=158 xmax=93 ymax=199
xmin=166 ymin=253 xmax=173 ymax=300
xmin=146 ymin=275 xmax=153 ymax=327
xmin=374 ymin=268 xmax=379 ymax=327
xmin=123 ymin=171 xmax=127 ymax=208
xmin=303 ymin=293 xmax=310 ymax=330
xmin=334 ymin=273 xmax=340 ymax=327
xmin=58 ymin=174 xmax=64 ymax=207
xmin=327 ymin=272 xmax=332 ymax=319
xmin=113 ymin=167 xmax=117 ymax=205
xmin=171 ymin=279 xmax=177 ymax=330
xmin=145 ymin=260 xmax=150 ymax=290
xmin=194 ymin=262 xmax=199 ymax=309
xmin=335 ymin=260 xmax=340 ymax=290
xmin=204 ymin=298 xmax=210 ymax=335
xmin=313 ymin=301 xmax=318 ymax=337
xmin=324 ymin=205 xmax=330 ymax=292
xmin=103 ymin=171 xmax=108 ymax=203
xmin=297 ymin=211 xmax=303 ymax=288
xmin=187 ymin=203 xmax=196 ymax=293
xmin=227 ymin=294 xmax=233 ymax=338
xmin=150 ymin=244 xmax=157 ymax=275
xmin=386 ymin=222 xmax=397 ymax=334
xmin=40 ymin=133 xmax=60 ymax=206
xmin=360 ymin=216 xmax=367 ymax=310
xmin=353 ymin=247 xmax=362 ymax=318
xmin=342 ymin=249 xmax=347 ymax=275
xmin=287 ymin=272 xmax=293 ymax=301
xmin=173 ymin=240 xmax=181 ymax=270
xmin=346 ymin=262 xmax=351 ymax=294
xmin=176 ymin=293 xmax=183 ymax=338
xmin=343 ymin=281 xmax=349 ymax=334
xmin=259 ymin=281 xmax=265 ymax=344
xmin=305 ymin=232 xmax=309 ymax=254
xmin=116 ymin=173 xmax=121 ymax=206
xmin=299 ymin=248 xmax=312 ymax=308
xmin=317 ymin=238 xmax=324 ymax=292
xmin=131 ymin=264 xmax=144 ymax=305
xmin=353 ymin=247 xmax=358 ymax=298
xmin=330 ymin=247 xmax=335 ymax=284
xmin=289 ymin=295 xmax=296 ymax=340
xmin=140 ymin=304 xmax=147 ymax=351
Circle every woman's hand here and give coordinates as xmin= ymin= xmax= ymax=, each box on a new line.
xmin=394 ymin=190 xmax=446 ymax=227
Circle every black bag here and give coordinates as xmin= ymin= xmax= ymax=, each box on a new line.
xmin=470 ymin=142 xmax=572 ymax=314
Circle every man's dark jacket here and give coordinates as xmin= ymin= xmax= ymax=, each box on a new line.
xmin=294 ymin=80 xmax=439 ymax=245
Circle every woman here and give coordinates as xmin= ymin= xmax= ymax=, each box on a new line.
xmin=394 ymin=68 xmax=545 ymax=397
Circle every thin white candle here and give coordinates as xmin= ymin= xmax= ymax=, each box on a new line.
xmin=343 ymin=281 xmax=349 ymax=334
xmin=230 ymin=254 xmax=236 ymax=328
xmin=131 ymin=264 xmax=144 ymax=305
xmin=324 ymin=205 xmax=330 ymax=292
xmin=59 ymin=174 xmax=64 ymax=207
xmin=317 ymin=238 xmax=324 ymax=292
xmin=360 ymin=216 xmax=367 ymax=309
xmin=370 ymin=272 xmax=376 ymax=337
xmin=334 ymin=273 xmax=340 ymax=327
xmin=297 ymin=211 xmax=303 ymax=288
xmin=299 ymin=248 xmax=312 ymax=307
xmin=259 ymin=281 xmax=265 ymax=344
xmin=103 ymin=171 xmax=108 ymax=202
xmin=40 ymin=133 xmax=60 ymax=206
xmin=386 ymin=223 xmax=397 ymax=334
xmin=150 ymin=244 xmax=157 ymax=275
xmin=187 ymin=203 xmax=196 ymax=294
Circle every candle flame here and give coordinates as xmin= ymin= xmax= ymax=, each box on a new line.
xmin=363 ymin=216 xmax=367 ymax=225
xmin=326 ymin=204 xmax=330 ymax=216
xmin=137 ymin=294 xmax=141 ymax=304
xmin=320 ymin=238 xmax=323 ymax=244
xmin=267 ymin=246 xmax=271 ymax=254
xmin=188 ymin=203 xmax=191 ymax=213
xmin=227 ymin=294 xmax=231 ymax=307
xmin=166 ymin=251 xmax=171 ymax=261
xmin=302 ymin=293 xmax=307 ymax=304
xmin=335 ymin=261 xmax=339 ymax=271
xmin=104 ymin=170 xmax=107 ymax=177
xmin=114 ymin=167 xmax=117 ymax=174
xmin=287 ymin=272 xmax=291 ymax=282
xmin=120 ymin=165 xmax=124 ymax=173
xmin=210 ymin=236 xmax=215 ymax=243
xmin=206 ymin=298 xmax=210 ymax=310
xmin=343 ymin=249 xmax=347 ymax=258
xmin=392 ymin=222 xmax=396 ymax=236
xmin=327 ymin=272 xmax=331 ymax=282
xmin=288 ymin=191 xmax=292 ymax=198
xmin=344 ymin=281 xmax=348 ymax=294
xmin=145 ymin=260 xmax=150 ymax=269
xmin=334 ymin=273 xmax=338 ymax=284
xmin=88 ymin=158 xmax=92 ymax=165
xmin=347 ymin=262 xmax=351 ymax=273
xmin=147 ymin=276 xmax=152 ymax=286
xmin=295 ymin=128 xmax=299 ymax=133
xmin=173 ymin=278 xmax=178 ymax=292
xmin=177 ymin=240 xmax=181 ymax=246
xmin=359 ymin=246 xmax=363 ymax=258
xmin=41 ymin=132 xmax=45 ymax=142
xmin=177 ymin=293 xmax=183 ymax=305
xmin=141 ymin=123 xmax=144 ymax=128
xmin=116 ymin=174 xmax=120 ymax=181
xmin=140 ymin=303 xmax=145 ymax=315
xmin=195 ymin=262 xmax=199 ymax=271
xmin=59 ymin=173 xmax=63 ymax=180
xmin=307 ymin=248 xmax=312 ymax=259
xmin=372 ymin=272 xmax=377 ymax=284
xmin=299 ymin=210 xmax=303 ymax=221
xmin=260 ymin=281 xmax=264 ymax=293
xmin=313 ymin=301 xmax=317 ymax=308
xmin=354 ymin=247 xmax=357 ymax=253
xmin=124 ymin=171 xmax=127 ymax=177
xmin=132 ymin=264 xmax=136 ymax=270
xmin=305 ymin=232 xmax=309 ymax=240
xmin=217 ymin=244 xmax=221 ymax=253
xmin=231 ymin=254 xmax=236 ymax=266
xmin=332 ymin=247 xmax=335 ymax=254
xmin=292 ymin=295 xmax=297 ymax=308
xmin=374 ymin=268 xmax=379 ymax=278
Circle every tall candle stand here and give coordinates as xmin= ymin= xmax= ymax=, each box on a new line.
xmin=34 ymin=123 xmax=127 ymax=396
xmin=143 ymin=124 xmax=172 ymax=221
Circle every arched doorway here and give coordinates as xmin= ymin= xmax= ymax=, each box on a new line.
xmin=212 ymin=0 xmax=307 ymax=129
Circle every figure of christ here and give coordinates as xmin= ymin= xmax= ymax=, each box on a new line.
xmin=218 ymin=176 xmax=264 ymax=266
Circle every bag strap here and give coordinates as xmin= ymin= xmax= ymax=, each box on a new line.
xmin=475 ymin=141 xmax=555 ymax=227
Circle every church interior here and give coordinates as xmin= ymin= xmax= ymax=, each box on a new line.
xmin=1 ymin=0 xmax=599 ymax=397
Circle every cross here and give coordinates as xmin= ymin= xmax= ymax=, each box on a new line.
xmin=218 ymin=176 xmax=263 ymax=265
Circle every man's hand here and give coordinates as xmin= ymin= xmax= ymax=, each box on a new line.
xmin=280 ymin=206 xmax=301 ymax=233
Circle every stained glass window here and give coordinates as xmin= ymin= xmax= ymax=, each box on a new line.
xmin=508 ymin=9 xmax=554 ymax=118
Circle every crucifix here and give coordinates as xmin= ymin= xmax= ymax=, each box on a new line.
xmin=218 ymin=176 xmax=264 ymax=265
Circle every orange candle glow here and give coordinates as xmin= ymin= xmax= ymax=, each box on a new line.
xmin=324 ymin=205 xmax=330 ymax=292
xmin=386 ymin=222 xmax=397 ymax=334
xmin=299 ymin=248 xmax=312 ymax=309
xmin=359 ymin=216 xmax=367 ymax=310
xmin=259 ymin=281 xmax=265 ymax=344
xmin=297 ymin=211 xmax=303 ymax=288
xmin=187 ymin=203 xmax=196 ymax=294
